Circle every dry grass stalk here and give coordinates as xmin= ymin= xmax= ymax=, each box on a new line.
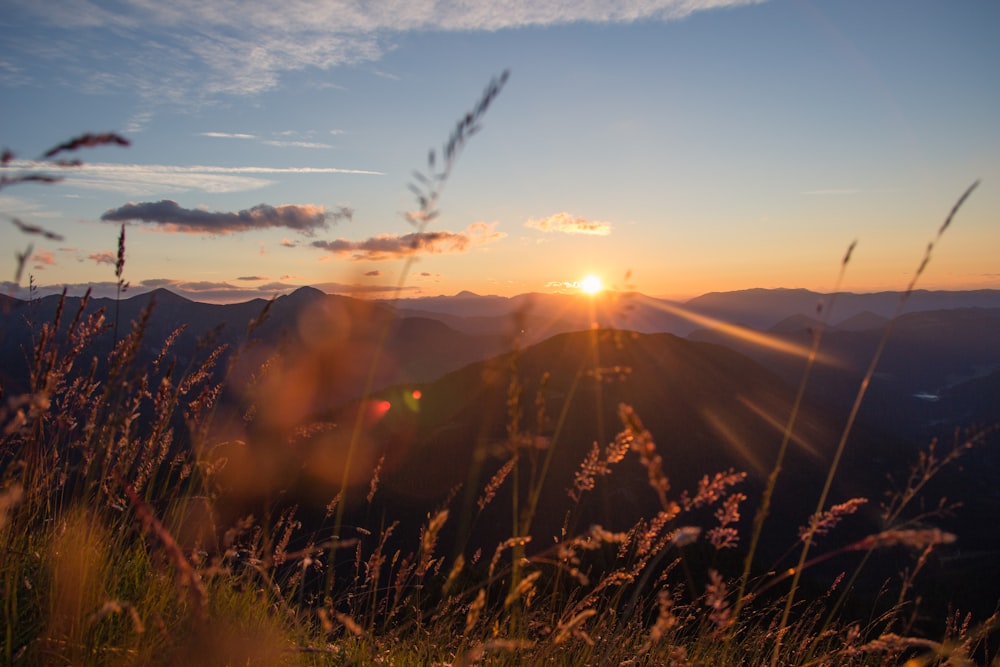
xmin=503 ymin=569 xmax=540 ymax=609
xmin=706 ymin=491 xmax=746 ymax=550
xmin=681 ymin=468 xmax=746 ymax=510
xmin=552 ymin=608 xmax=597 ymax=645
xmin=477 ymin=455 xmax=516 ymax=511
xmin=617 ymin=403 xmax=671 ymax=509
xmin=640 ymin=589 xmax=678 ymax=653
xmin=442 ymin=553 xmax=465 ymax=597
xmin=366 ymin=454 xmax=385 ymax=503
xmin=704 ymin=569 xmax=732 ymax=632
xmin=454 ymin=638 xmax=534 ymax=667
xmin=799 ymin=497 xmax=868 ymax=542
xmin=416 ymin=508 xmax=449 ymax=577
xmin=488 ymin=536 xmax=531 ymax=580
xmin=464 ymin=589 xmax=487 ymax=635
xmin=334 ymin=611 xmax=365 ymax=637
xmin=568 ymin=430 xmax=632 ymax=501
xmin=850 ymin=527 xmax=956 ymax=551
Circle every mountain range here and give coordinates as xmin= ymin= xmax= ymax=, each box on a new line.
xmin=5 ymin=285 xmax=997 ymax=439
xmin=3 ymin=284 xmax=998 ymax=618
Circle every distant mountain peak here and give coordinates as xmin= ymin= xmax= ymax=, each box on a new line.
xmin=284 ymin=286 xmax=327 ymax=301
xmin=144 ymin=287 xmax=193 ymax=304
xmin=454 ymin=290 xmax=481 ymax=298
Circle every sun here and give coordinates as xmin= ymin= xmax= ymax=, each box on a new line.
xmin=579 ymin=274 xmax=604 ymax=295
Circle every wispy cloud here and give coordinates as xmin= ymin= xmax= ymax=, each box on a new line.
xmin=0 ymin=194 xmax=61 ymax=219
xmin=5 ymin=161 xmax=383 ymax=195
xmin=2 ymin=281 xmax=119 ymax=301
xmin=9 ymin=1 xmax=763 ymax=101
xmin=261 ymin=140 xmax=335 ymax=149
xmin=32 ymin=250 xmax=56 ymax=267
xmin=201 ymin=131 xmax=337 ymax=149
xmin=88 ymin=250 xmax=115 ymax=265
xmin=132 ymin=278 xmax=299 ymax=302
xmin=200 ymin=131 xmax=258 ymax=140
xmin=467 ymin=221 xmax=505 ymax=242
xmin=525 ymin=212 xmax=613 ymax=236
xmin=124 ymin=110 xmax=154 ymax=134
xmin=237 ymin=275 xmax=269 ymax=281
xmin=101 ymin=199 xmax=331 ymax=235
xmin=310 ymin=221 xmax=505 ymax=261
xmin=311 ymin=281 xmax=419 ymax=296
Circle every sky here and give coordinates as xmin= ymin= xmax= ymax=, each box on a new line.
xmin=1 ymin=0 xmax=998 ymax=303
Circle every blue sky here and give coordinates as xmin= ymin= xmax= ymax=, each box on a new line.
xmin=2 ymin=0 xmax=998 ymax=302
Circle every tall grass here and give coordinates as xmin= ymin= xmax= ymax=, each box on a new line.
xmin=2 ymin=86 xmax=998 ymax=666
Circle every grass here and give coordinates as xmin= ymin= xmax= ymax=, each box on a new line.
xmin=2 ymin=82 xmax=999 ymax=666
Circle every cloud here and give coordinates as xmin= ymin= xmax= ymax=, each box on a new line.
xmin=9 ymin=1 xmax=763 ymax=102
xmin=201 ymin=132 xmax=257 ymax=139
xmin=525 ymin=212 xmax=613 ymax=236
xmin=310 ymin=222 xmax=505 ymax=261
xmin=201 ymin=130 xmax=338 ymax=149
xmin=237 ymin=275 xmax=269 ymax=281
xmin=32 ymin=250 xmax=56 ymax=267
xmin=88 ymin=250 xmax=116 ymax=265
xmin=5 ymin=161 xmax=383 ymax=196
xmin=124 ymin=110 xmax=153 ymax=134
xmin=261 ymin=140 xmax=335 ymax=149
xmin=364 ymin=270 xmax=380 ymax=276
xmin=311 ymin=231 xmax=469 ymax=261
xmin=467 ymin=220 xmax=506 ymax=242
xmin=201 ymin=131 xmax=334 ymax=148
xmin=135 ymin=278 xmax=299 ymax=303
xmin=2 ymin=281 xmax=124 ymax=301
xmin=101 ymin=199 xmax=331 ymax=235
xmin=311 ymin=281 xmax=420 ymax=296
xmin=140 ymin=278 xmax=177 ymax=288
xmin=280 ymin=239 xmax=298 ymax=248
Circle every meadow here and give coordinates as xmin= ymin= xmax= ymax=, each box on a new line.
xmin=2 ymin=76 xmax=998 ymax=666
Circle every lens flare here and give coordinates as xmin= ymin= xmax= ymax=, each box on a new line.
xmin=580 ymin=274 xmax=603 ymax=294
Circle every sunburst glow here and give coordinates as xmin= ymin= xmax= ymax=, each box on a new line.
xmin=579 ymin=274 xmax=604 ymax=295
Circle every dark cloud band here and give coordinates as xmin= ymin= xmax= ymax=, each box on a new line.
xmin=311 ymin=230 xmax=471 ymax=261
xmin=101 ymin=199 xmax=330 ymax=235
